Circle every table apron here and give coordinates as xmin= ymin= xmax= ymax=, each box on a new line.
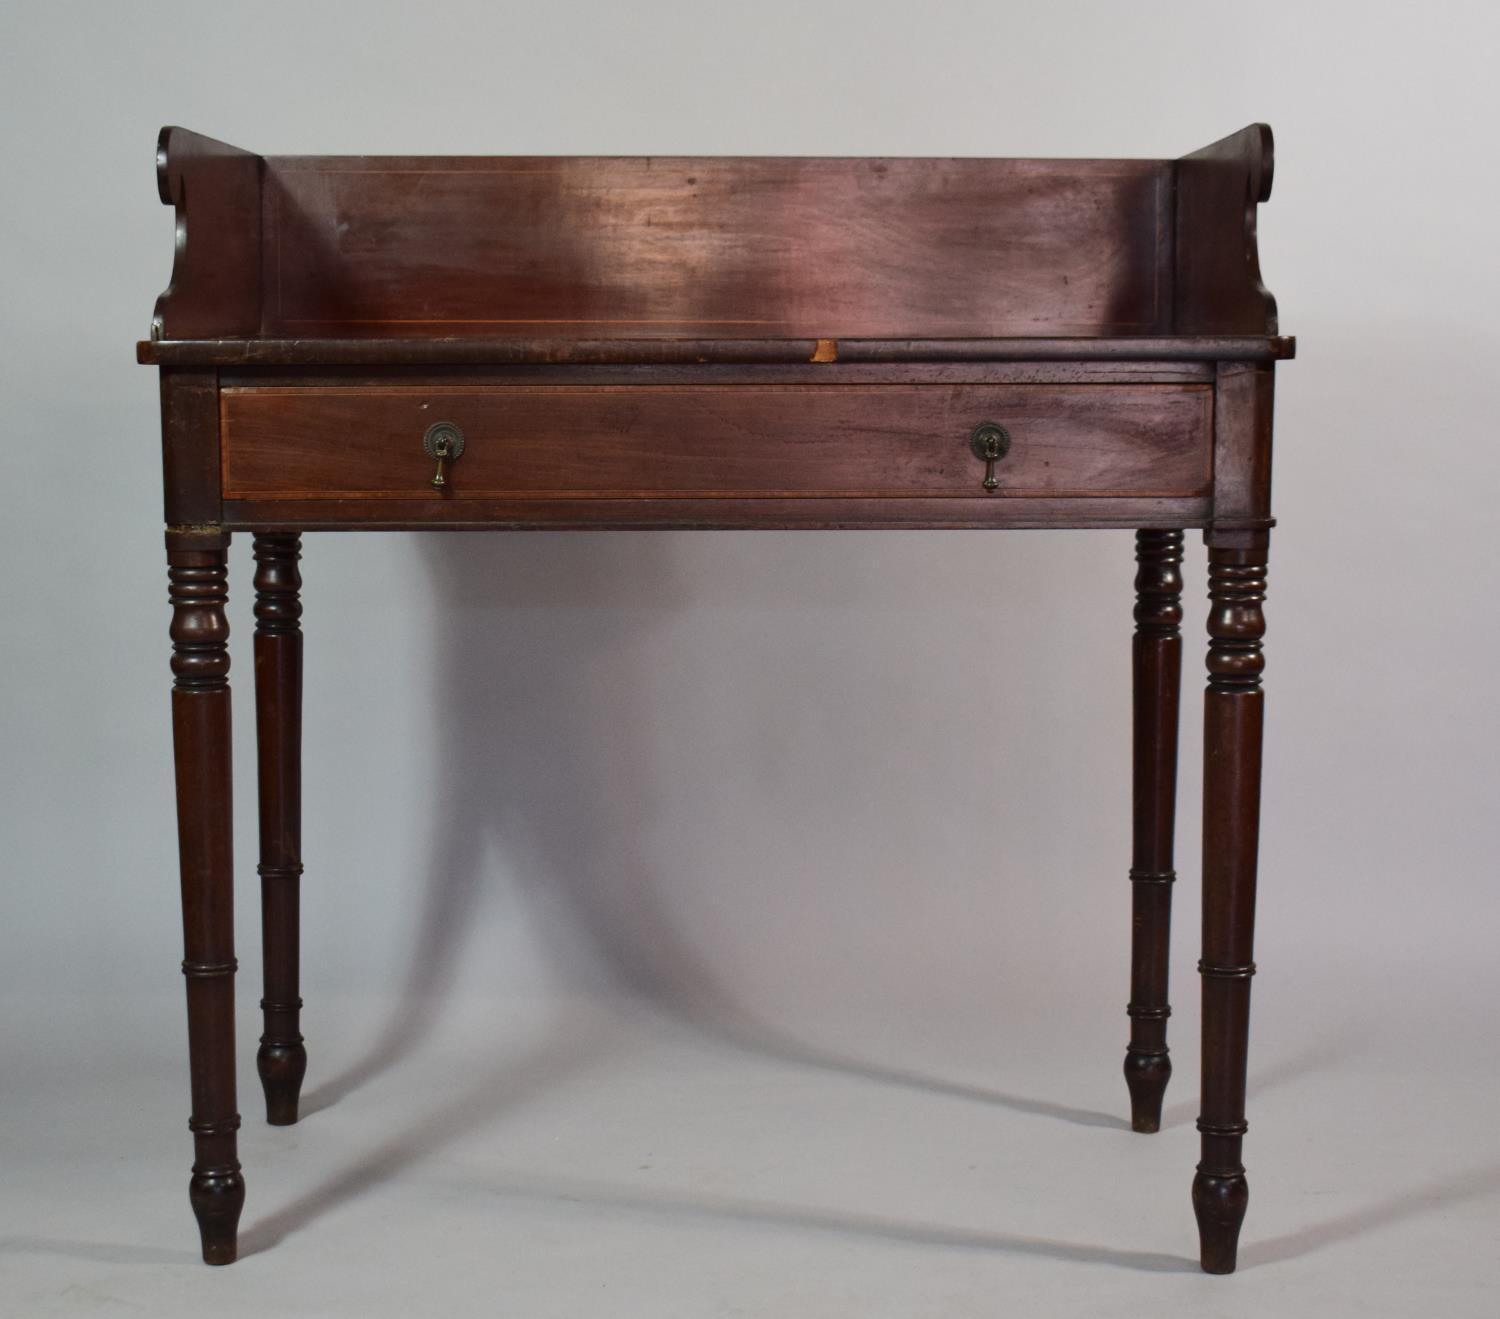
xmin=217 ymin=381 xmax=1215 ymax=522
xmin=220 ymin=494 xmax=1211 ymax=532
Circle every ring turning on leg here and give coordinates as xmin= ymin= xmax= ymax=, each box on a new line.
xmin=253 ymin=533 xmax=308 ymax=1125
xmin=168 ymin=531 xmax=245 ymax=1263
xmin=1124 ymin=529 xmax=1184 ymax=1133
xmin=1193 ymin=542 xmax=1268 ymax=1273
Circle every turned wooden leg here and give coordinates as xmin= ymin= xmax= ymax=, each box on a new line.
xmin=1193 ymin=542 xmax=1268 ymax=1274
xmin=254 ymin=533 xmax=307 ymax=1125
xmin=1124 ymin=529 xmax=1183 ymax=1133
xmin=168 ymin=530 xmax=244 ymax=1264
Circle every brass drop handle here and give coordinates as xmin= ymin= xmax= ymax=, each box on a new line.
xmin=423 ymin=422 xmax=466 ymax=489
xmin=969 ymin=422 xmax=1011 ymax=492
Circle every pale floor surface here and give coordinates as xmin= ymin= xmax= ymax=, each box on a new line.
xmin=2 ymin=988 xmax=1497 ymax=1318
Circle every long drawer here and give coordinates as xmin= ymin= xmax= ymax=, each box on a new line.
xmin=219 ymin=384 xmax=1213 ymax=502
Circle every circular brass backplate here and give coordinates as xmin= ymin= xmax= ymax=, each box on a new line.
xmin=422 ymin=421 xmax=466 ymax=459
xmin=969 ymin=422 xmax=1011 ymax=462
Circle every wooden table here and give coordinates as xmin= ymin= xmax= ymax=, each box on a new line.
xmin=141 ymin=124 xmax=1292 ymax=1272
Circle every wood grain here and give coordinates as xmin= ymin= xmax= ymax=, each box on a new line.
xmin=166 ymin=530 xmax=244 ymax=1265
xmin=220 ymin=494 xmax=1210 ymax=532
xmin=1194 ymin=543 xmax=1269 ymax=1274
xmin=152 ymin=128 xmax=262 ymax=339
xmin=146 ymin=124 xmax=1291 ymax=1274
xmin=159 ymin=368 xmax=222 ymax=524
xmin=263 ymin=156 xmax=1170 ymax=339
xmin=1124 ymin=529 xmax=1184 ymax=1134
xmin=252 ymin=534 xmax=306 ymax=1128
xmin=148 ymin=125 xmax=1283 ymax=355
xmin=140 ymin=335 xmax=1294 ymax=367
xmin=220 ymin=383 xmax=1212 ymax=503
xmin=1175 ymin=125 xmax=1278 ymax=335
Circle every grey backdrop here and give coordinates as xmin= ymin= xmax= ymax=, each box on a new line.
xmin=2 ymin=2 xmax=1498 ymax=1315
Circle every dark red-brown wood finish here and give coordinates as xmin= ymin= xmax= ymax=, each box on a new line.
xmin=1124 ymin=528 xmax=1184 ymax=1134
xmin=166 ymin=527 xmax=243 ymax=1264
xmin=145 ymin=123 xmax=1289 ymax=1272
xmin=252 ymin=533 xmax=306 ymax=1126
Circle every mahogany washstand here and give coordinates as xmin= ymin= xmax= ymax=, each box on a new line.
xmin=141 ymin=124 xmax=1292 ymax=1272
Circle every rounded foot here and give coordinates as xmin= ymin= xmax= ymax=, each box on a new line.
xmin=258 ymin=1040 xmax=307 ymax=1126
xmin=1123 ymin=1049 xmax=1171 ymax=1133
xmin=190 ymin=1167 xmax=245 ymax=1265
xmin=1192 ymin=1169 xmax=1248 ymax=1273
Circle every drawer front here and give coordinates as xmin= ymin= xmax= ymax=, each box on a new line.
xmin=220 ymin=384 xmax=1212 ymax=501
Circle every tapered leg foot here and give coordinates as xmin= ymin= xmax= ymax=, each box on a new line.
xmin=190 ymin=1166 xmax=246 ymax=1265
xmin=1123 ymin=1049 xmax=1171 ymax=1133
xmin=257 ymin=1039 xmax=307 ymax=1126
xmin=1192 ymin=1169 xmax=1248 ymax=1274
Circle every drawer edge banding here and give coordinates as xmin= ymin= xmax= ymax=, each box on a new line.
xmin=221 ymin=382 xmax=1213 ymax=507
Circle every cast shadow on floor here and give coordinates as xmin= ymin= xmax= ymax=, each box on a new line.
xmin=250 ymin=533 xmax=1410 ymax=1272
xmin=303 ymin=533 xmax=1138 ymax=1132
